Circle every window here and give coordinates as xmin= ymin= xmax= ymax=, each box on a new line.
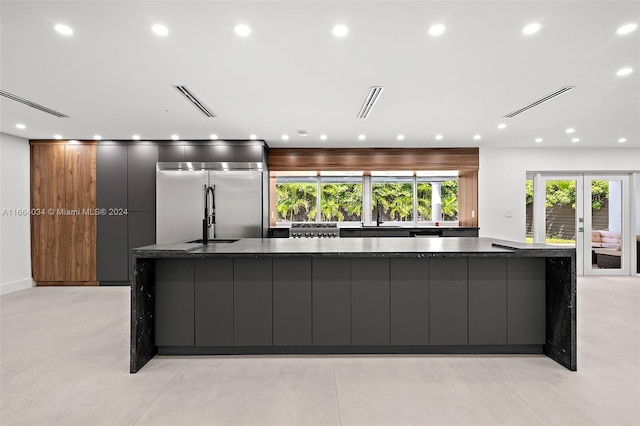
xmin=275 ymin=177 xmax=317 ymax=222
xmin=371 ymin=177 xmax=414 ymax=222
xmin=416 ymin=179 xmax=458 ymax=222
xmin=320 ymin=177 xmax=363 ymax=222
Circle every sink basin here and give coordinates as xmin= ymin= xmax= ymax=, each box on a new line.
xmin=186 ymin=239 xmax=239 ymax=244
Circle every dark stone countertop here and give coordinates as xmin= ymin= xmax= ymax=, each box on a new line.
xmin=132 ymin=237 xmax=574 ymax=259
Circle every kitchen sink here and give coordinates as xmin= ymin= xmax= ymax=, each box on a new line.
xmin=186 ymin=239 xmax=239 ymax=244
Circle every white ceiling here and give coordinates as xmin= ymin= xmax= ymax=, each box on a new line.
xmin=1 ymin=1 xmax=638 ymax=149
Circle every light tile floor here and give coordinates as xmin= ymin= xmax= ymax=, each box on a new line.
xmin=1 ymin=276 xmax=638 ymax=426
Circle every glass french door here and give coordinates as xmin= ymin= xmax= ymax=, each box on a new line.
xmin=583 ymin=175 xmax=629 ymax=275
xmin=532 ymin=173 xmax=630 ymax=276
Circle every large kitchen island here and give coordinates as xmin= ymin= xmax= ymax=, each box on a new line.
xmin=130 ymin=237 xmax=576 ymax=373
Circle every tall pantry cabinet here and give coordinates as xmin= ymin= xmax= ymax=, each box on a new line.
xmin=30 ymin=141 xmax=97 ymax=285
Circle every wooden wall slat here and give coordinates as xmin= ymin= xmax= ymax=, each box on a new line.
xmin=268 ymin=148 xmax=479 ymax=172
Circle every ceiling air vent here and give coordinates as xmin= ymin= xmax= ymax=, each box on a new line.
xmin=503 ymin=86 xmax=576 ymax=118
xmin=357 ymin=86 xmax=384 ymax=118
xmin=173 ymin=85 xmax=216 ymax=117
xmin=0 ymin=90 xmax=69 ymax=117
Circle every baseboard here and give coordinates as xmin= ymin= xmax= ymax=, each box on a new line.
xmin=0 ymin=278 xmax=35 ymax=295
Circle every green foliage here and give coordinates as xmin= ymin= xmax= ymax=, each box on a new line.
xmin=276 ymin=179 xmax=459 ymax=223
xmin=525 ymin=179 xmax=609 ymax=210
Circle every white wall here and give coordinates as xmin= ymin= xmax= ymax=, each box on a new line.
xmin=479 ymin=147 xmax=640 ymax=241
xmin=0 ymin=132 xmax=33 ymax=294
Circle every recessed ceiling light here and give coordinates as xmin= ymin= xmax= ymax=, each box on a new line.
xmin=54 ymin=24 xmax=73 ymax=36
xmin=235 ymin=24 xmax=251 ymax=37
xmin=497 ymin=123 xmax=507 ymax=129
xmin=282 ymin=135 xmax=289 ymax=140
xmin=93 ymin=134 xmax=101 ymax=140
xmin=616 ymin=67 xmax=633 ymax=76
xmin=571 ymin=138 xmax=580 ymax=143
xmin=249 ymin=134 xmax=257 ymax=140
xmin=565 ymin=128 xmax=575 ymax=134
xmin=210 ymin=134 xmax=218 ymax=140
xmin=358 ymin=134 xmax=366 ymax=140
xmin=473 ymin=134 xmax=481 ymax=140
xmin=15 ymin=123 xmax=26 ymax=129
xmin=332 ymin=24 xmax=349 ymax=37
xmin=171 ymin=134 xmax=179 ymax=140
xmin=435 ymin=134 xmax=443 ymax=140
xmin=54 ymin=134 xmax=62 ymax=140
xmin=320 ymin=134 xmax=327 ymax=141
xmin=535 ymin=138 xmax=543 ymax=143
xmin=522 ymin=23 xmax=541 ymax=35
xmin=428 ymin=24 xmax=446 ymax=36
xmin=397 ymin=134 xmax=405 ymax=141
xmin=617 ymin=23 xmax=638 ymax=35
xmin=618 ymin=138 xmax=627 ymax=143
xmin=132 ymin=134 xmax=140 ymax=140
xmin=152 ymin=24 xmax=169 ymax=36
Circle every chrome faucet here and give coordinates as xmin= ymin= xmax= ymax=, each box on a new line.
xmin=202 ymin=184 xmax=216 ymax=244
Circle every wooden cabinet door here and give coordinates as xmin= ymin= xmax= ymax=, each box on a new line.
xmin=31 ymin=144 xmax=66 ymax=281
xmin=64 ymin=144 xmax=97 ymax=281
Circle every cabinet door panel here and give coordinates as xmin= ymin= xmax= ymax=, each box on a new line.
xmin=430 ymin=258 xmax=468 ymax=345
xmin=390 ymin=258 xmax=429 ymax=345
xmin=128 ymin=212 xmax=156 ymax=281
xmin=273 ymin=258 xmax=312 ymax=346
xmin=468 ymin=258 xmax=507 ymax=345
xmin=127 ymin=145 xmax=157 ymax=211
xmin=97 ymin=215 xmax=128 ymax=282
xmin=155 ymin=259 xmax=194 ymax=346
xmin=158 ymin=145 xmax=184 ymax=162
xmin=508 ymin=258 xmax=546 ymax=344
xmin=352 ymin=258 xmax=390 ymax=345
xmin=195 ymin=259 xmax=234 ymax=346
xmin=184 ymin=145 xmax=235 ymax=162
xmin=97 ymin=145 xmax=127 ymax=209
xmin=312 ymin=258 xmax=351 ymax=346
xmin=234 ymin=258 xmax=272 ymax=346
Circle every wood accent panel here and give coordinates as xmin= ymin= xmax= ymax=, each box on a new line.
xmin=30 ymin=142 xmax=97 ymax=284
xmin=31 ymin=144 xmax=66 ymax=281
xmin=459 ymin=170 xmax=478 ymax=227
xmin=268 ymin=148 xmax=479 ymax=172
xmin=65 ymin=145 xmax=97 ymax=281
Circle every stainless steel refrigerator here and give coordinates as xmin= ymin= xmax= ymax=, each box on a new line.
xmin=156 ymin=170 xmax=263 ymax=244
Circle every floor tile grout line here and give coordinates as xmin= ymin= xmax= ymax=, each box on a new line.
xmin=131 ymin=362 xmax=185 ymax=426
xmin=332 ymin=356 xmax=343 ymax=426
xmin=480 ymin=357 xmax=552 ymax=425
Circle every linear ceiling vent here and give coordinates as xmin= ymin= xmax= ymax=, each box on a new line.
xmin=173 ymin=85 xmax=216 ymax=117
xmin=503 ymin=86 xmax=576 ymax=118
xmin=357 ymin=86 xmax=384 ymax=118
xmin=0 ymin=90 xmax=69 ymax=117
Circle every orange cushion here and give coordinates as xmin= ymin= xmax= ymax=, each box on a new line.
xmin=592 ymin=231 xmax=602 ymax=242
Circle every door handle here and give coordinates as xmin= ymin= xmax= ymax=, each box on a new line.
xmin=578 ymin=227 xmax=584 ymax=232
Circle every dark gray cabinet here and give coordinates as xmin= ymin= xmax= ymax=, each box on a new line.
xmin=507 ymin=258 xmax=546 ymax=344
xmin=97 ymin=215 xmax=128 ymax=282
xmin=184 ymin=145 xmax=235 ymax=162
xmin=128 ymin=212 xmax=156 ymax=281
xmin=430 ymin=258 xmax=468 ymax=345
xmin=127 ymin=145 xmax=157 ymax=212
xmin=351 ymin=258 xmax=390 ymax=345
xmin=312 ymin=258 xmax=351 ymax=346
xmin=155 ymin=259 xmax=194 ymax=346
xmin=97 ymin=145 xmax=127 ymax=209
xmin=273 ymin=258 xmax=312 ymax=346
xmin=157 ymin=145 xmax=184 ymax=162
xmin=235 ymin=144 xmax=263 ymax=162
xmin=195 ymin=259 xmax=234 ymax=346
xmin=234 ymin=258 xmax=273 ymax=346
xmin=390 ymin=258 xmax=429 ymax=345
xmin=468 ymin=258 xmax=507 ymax=345
xmin=97 ymin=145 xmax=128 ymax=283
